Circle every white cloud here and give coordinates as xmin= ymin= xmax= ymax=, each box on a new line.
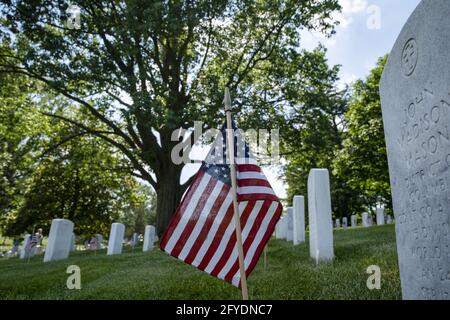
xmin=333 ymin=0 xmax=368 ymax=29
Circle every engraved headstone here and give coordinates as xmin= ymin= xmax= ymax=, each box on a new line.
xmin=376 ymin=207 xmax=385 ymax=226
xmin=362 ymin=212 xmax=370 ymax=228
xmin=380 ymin=0 xmax=450 ymax=299
xmin=286 ymin=207 xmax=294 ymax=242
xmin=335 ymin=218 xmax=341 ymax=229
xmin=293 ymin=196 xmax=305 ymax=245
xmin=342 ymin=217 xmax=348 ymax=229
xmin=351 ymin=215 xmax=357 ymax=228
xmin=43 ymin=219 xmax=74 ymax=262
xmin=143 ymin=225 xmax=156 ymax=252
xmin=308 ymin=169 xmax=334 ymax=262
xmin=107 ymin=223 xmax=125 ymax=255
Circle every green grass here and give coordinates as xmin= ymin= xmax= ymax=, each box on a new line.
xmin=0 ymin=225 xmax=401 ymax=300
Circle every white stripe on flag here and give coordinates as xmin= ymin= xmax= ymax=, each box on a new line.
xmin=236 ymin=157 xmax=258 ymax=165
xmin=217 ymin=200 xmax=264 ymax=280
xmin=231 ymin=201 xmax=279 ymax=286
xmin=204 ymin=201 xmax=248 ymax=274
xmin=191 ymin=194 xmax=233 ymax=267
xmin=164 ymin=174 xmax=212 ymax=254
xmin=237 ymin=172 xmax=267 ymax=180
xmin=178 ymin=180 xmax=224 ymax=261
xmin=238 ymin=186 xmax=275 ymax=195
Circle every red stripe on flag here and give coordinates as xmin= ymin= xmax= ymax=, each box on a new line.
xmin=170 ymin=178 xmax=218 ymax=257
xmin=183 ymin=184 xmax=231 ymax=264
xmin=160 ymin=170 xmax=205 ymax=249
xmin=237 ymin=164 xmax=261 ymax=172
xmin=238 ymin=193 xmax=279 ymax=202
xmin=237 ymin=179 xmax=272 ymax=188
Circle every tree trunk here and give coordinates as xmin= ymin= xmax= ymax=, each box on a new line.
xmin=155 ymin=165 xmax=183 ymax=238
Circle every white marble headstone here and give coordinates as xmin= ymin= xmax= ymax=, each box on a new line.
xmin=20 ymin=234 xmax=34 ymax=259
xmin=293 ymin=196 xmax=305 ymax=245
xmin=308 ymin=169 xmax=334 ymax=262
xmin=380 ymin=0 xmax=450 ymax=299
xmin=286 ymin=207 xmax=293 ymax=242
xmin=71 ymin=233 xmax=76 ymax=251
xmin=362 ymin=213 xmax=370 ymax=228
xmin=376 ymin=207 xmax=385 ymax=226
xmin=107 ymin=223 xmax=125 ymax=255
xmin=43 ymin=219 xmax=74 ymax=262
xmin=143 ymin=225 xmax=156 ymax=252
xmin=342 ymin=217 xmax=348 ymax=229
xmin=351 ymin=215 xmax=357 ymax=228
xmin=335 ymin=218 xmax=341 ymax=229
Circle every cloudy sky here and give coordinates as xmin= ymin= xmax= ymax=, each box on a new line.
xmin=182 ymin=0 xmax=422 ymax=199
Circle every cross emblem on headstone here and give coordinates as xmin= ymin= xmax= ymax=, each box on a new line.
xmin=401 ymin=39 xmax=418 ymax=76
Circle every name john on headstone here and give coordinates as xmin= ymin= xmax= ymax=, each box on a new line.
xmin=380 ymin=0 xmax=450 ymax=299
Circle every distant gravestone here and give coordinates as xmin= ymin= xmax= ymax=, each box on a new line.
xmin=293 ymin=196 xmax=305 ymax=245
xmin=386 ymin=215 xmax=393 ymax=224
xmin=131 ymin=232 xmax=139 ymax=247
xmin=95 ymin=234 xmax=103 ymax=248
xmin=362 ymin=213 xmax=370 ymax=228
xmin=43 ymin=219 xmax=74 ymax=262
xmin=342 ymin=217 xmax=348 ymax=229
xmin=351 ymin=215 xmax=357 ymax=228
xmin=275 ymin=217 xmax=284 ymax=239
xmin=380 ymin=0 xmax=450 ymax=299
xmin=70 ymin=233 xmax=76 ymax=251
xmin=308 ymin=169 xmax=334 ymax=262
xmin=280 ymin=216 xmax=288 ymax=239
xmin=335 ymin=218 xmax=341 ymax=229
xmin=286 ymin=208 xmax=293 ymax=242
xmin=143 ymin=225 xmax=156 ymax=252
xmin=20 ymin=234 xmax=34 ymax=259
xmin=376 ymin=207 xmax=385 ymax=226
xmin=107 ymin=223 xmax=125 ymax=255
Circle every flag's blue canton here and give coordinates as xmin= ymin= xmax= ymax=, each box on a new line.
xmin=201 ymin=162 xmax=231 ymax=185
xmin=202 ymin=121 xmax=252 ymax=185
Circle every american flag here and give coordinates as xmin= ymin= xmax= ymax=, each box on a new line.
xmin=160 ymin=121 xmax=282 ymax=287
xmin=26 ymin=234 xmax=38 ymax=254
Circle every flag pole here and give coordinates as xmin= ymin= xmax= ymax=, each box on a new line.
xmin=224 ymin=87 xmax=249 ymax=300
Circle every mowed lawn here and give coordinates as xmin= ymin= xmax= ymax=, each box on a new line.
xmin=0 ymin=225 xmax=401 ymax=300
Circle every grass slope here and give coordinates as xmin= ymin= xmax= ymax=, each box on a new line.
xmin=0 ymin=224 xmax=401 ymax=300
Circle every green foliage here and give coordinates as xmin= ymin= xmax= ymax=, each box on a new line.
xmin=333 ymin=56 xmax=391 ymax=215
xmin=0 ymin=0 xmax=342 ymax=235
xmin=0 ymin=47 xmax=153 ymax=237
xmin=118 ymin=183 xmax=157 ymax=238
xmin=281 ymin=46 xmax=356 ymax=219
xmin=0 ymin=225 xmax=400 ymax=299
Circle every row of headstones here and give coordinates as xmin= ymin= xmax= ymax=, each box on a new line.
xmin=275 ymin=170 xmax=396 ymax=263
xmin=20 ymin=219 xmax=157 ymax=262
xmin=274 ymin=169 xmax=333 ymax=261
xmin=334 ymin=210 xmax=394 ymax=229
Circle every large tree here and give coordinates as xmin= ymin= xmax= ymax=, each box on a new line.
xmin=0 ymin=0 xmax=341 ymax=235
